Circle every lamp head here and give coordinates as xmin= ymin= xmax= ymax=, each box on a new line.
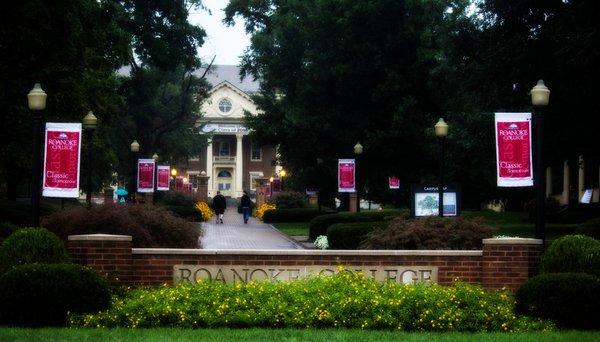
xmin=82 ymin=111 xmax=98 ymax=130
xmin=171 ymin=168 xmax=177 ymax=177
xmin=27 ymin=83 xmax=47 ymax=111
xmin=434 ymin=118 xmax=449 ymax=137
xmin=530 ymin=79 xmax=550 ymax=107
xmin=130 ymin=140 xmax=140 ymax=153
xmin=279 ymin=169 xmax=287 ymax=178
xmin=353 ymin=142 xmax=363 ymax=155
xmin=152 ymin=153 xmax=159 ymax=161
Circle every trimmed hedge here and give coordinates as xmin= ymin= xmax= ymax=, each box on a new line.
xmin=0 ymin=263 xmax=111 ymax=326
xmin=360 ymin=216 xmax=495 ymax=250
xmin=73 ymin=271 xmax=552 ymax=331
xmin=164 ymin=205 xmax=202 ymax=221
xmin=516 ymin=273 xmax=600 ymax=330
xmin=308 ymin=210 xmax=406 ymax=240
xmin=576 ymin=217 xmax=600 ymax=240
xmin=540 ymin=235 xmax=600 ymax=277
xmin=0 ymin=228 xmax=69 ymax=273
xmin=326 ymin=221 xmax=388 ymax=249
xmin=263 ymin=208 xmax=335 ymax=223
xmin=42 ymin=204 xmax=201 ymax=248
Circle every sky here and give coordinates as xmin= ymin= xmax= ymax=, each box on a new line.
xmin=188 ymin=0 xmax=251 ymax=66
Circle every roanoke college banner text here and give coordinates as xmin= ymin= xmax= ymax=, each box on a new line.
xmin=495 ymin=113 xmax=533 ymax=187
xmin=43 ymin=123 xmax=82 ymax=198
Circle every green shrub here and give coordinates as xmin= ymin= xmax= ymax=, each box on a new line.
xmin=540 ymin=235 xmax=600 ymax=276
xmin=273 ymin=191 xmax=306 ymax=209
xmin=263 ymin=208 xmax=335 ymax=223
xmin=576 ymin=217 xmax=600 ymax=240
xmin=0 ymin=228 xmax=69 ymax=272
xmin=309 ymin=210 xmax=406 ymax=240
xmin=360 ymin=216 xmax=495 ymax=250
xmin=73 ymin=271 xmax=552 ymax=331
xmin=516 ymin=273 xmax=600 ymax=330
xmin=42 ymin=204 xmax=201 ymax=248
xmin=158 ymin=191 xmax=197 ymax=207
xmin=327 ymin=221 xmax=389 ymax=249
xmin=0 ymin=263 xmax=110 ymax=326
xmin=164 ymin=205 xmax=202 ymax=221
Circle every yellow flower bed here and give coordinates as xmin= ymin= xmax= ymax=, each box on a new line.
xmin=254 ymin=203 xmax=276 ymax=221
xmin=195 ymin=201 xmax=213 ymax=222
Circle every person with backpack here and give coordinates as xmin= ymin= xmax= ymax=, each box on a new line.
xmin=212 ymin=191 xmax=226 ymax=224
xmin=240 ymin=191 xmax=252 ymax=224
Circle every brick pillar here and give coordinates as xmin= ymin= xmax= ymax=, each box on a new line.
xmin=68 ymin=234 xmax=133 ymax=284
xmin=481 ymin=238 xmax=543 ymax=291
xmin=349 ymin=193 xmax=358 ymax=212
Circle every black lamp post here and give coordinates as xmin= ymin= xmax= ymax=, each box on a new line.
xmin=531 ymin=80 xmax=550 ymax=244
xmin=130 ymin=140 xmax=140 ymax=202
xmin=27 ymin=83 xmax=47 ymax=227
xmin=83 ymin=111 xmax=98 ymax=208
xmin=354 ymin=142 xmax=363 ymax=212
xmin=152 ymin=153 xmax=159 ymax=204
xmin=434 ymin=118 xmax=449 ymax=217
xmin=279 ymin=169 xmax=287 ymax=191
xmin=316 ymin=158 xmax=323 ymax=213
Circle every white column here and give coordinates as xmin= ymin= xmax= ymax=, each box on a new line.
xmin=235 ymin=134 xmax=244 ymax=197
xmin=562 ymin=160 xmax=569 ymax=205
xmin=578 ymin=155 xmax=585 ymax=201
xmin=545 ymin=167 xmax=552 ymax=197
xmin=206 ymin=140 xmax=213 ymax=197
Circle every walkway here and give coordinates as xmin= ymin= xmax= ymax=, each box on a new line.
xmin=200 ymin=207 xmax=304 ymax=249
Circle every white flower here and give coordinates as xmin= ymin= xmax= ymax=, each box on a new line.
xmin=314 ymin=235 xmax=329 ymax=250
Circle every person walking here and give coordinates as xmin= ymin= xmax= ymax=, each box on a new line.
xmin=212 ymin=191 xmax=226 ymax=224
xmin=240 ymin=191 xmax=252 ymax=224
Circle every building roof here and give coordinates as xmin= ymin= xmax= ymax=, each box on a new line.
xmin=116 ymin=65 xmax=260 ymax=94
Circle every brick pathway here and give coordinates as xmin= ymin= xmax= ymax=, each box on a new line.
xmin=200 ymin=207 xmax=304 ymax=249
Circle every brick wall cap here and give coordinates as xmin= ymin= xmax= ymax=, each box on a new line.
xmin=68 ymin=234 xmax=132 ymax=242
xmin=482 ymin=238 xmax=542 ymax=245
xmin=132 ymin=248 xmax=482 ymax=256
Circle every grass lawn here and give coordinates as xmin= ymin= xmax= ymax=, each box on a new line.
xmin=271 ymin=222 xmax=310 ymax=236
xmin=0 ymin=328 xmax=598 ymax=341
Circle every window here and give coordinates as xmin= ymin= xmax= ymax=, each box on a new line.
xmin=249 ymin=172 xmax=264 ymax=191
xmin=251 ymin=141 xmax=262 ymax=161
xmin=218 ymin=98 xmax=232 ymax=113
xmin=219 ymin=141 xmax=230 ymax=156
xmin=217 ymin=170 xmax=232 ymax=178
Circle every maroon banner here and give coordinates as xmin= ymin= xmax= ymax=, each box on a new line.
xmin=156 ymin=165 xmax=170 ymax=191
xmin=389 ymin=176 xmax=400 ymax=189
xmin=137 ymin=159 xmax=155 ymax=193
xmin=42 ymin=123 xmax=82 ymax=198
xmin=495 ymin=113 xmax=533 ymax=187
xmin=338 ymin=159 xmax=355 ymax=192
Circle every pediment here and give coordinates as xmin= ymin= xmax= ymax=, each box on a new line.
xmin=201 ymin=81 xmax=259 ymax=120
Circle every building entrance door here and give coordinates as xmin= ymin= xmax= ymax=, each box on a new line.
xmin=216 ymin=169 xmax=233 ymax=197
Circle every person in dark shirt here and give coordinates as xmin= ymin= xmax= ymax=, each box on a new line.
xmin=240 ymin=191 xmax=252 ymax=224
xmin=212 ymin=191 xmax=226 ymax=224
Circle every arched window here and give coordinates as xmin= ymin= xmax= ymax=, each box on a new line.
xmin=217 ymin=170 xmax=232 ymax=178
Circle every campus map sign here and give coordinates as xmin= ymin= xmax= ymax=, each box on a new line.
xmin=338 ymin=159 xmax=356 ymax=192
xmin=410 ymin=184 xmax=461 ymax=217
xmin=137 ymin=159 xmax=155 ymax=193
xmin=42 ymin=122 xmax=82 ymax=198
xmin=495 ymin=113 xmax=533 ymax=187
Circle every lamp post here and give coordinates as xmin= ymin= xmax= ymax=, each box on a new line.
xmin=130 ymin=140 xmax=140 ymax=202
xmin=531 ymin=80 xmax=550 ymax=244
xmin=152 ymin=153 xmax=159 ymax=204
xmin=434 ymin=118 xmax=449 ymax=217
xmin=279 ymin=169 xmax=287 ymax=191
xmin=82 ymin=111 xmax=97 ymax=208
xmin=171 ymin=168 xmax=178 ymax=189
xmin=28 ymin=83 xmax=47 ymax=227
xmin=354 ymin=142 xmax=363 ymax=212
xmin=316 ymin=158 xmax=324 ymax=213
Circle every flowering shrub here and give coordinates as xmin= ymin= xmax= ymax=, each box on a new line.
xmin=195 ymin=201 xmax=213 ymax=222
xmin=314 ymin=235 xmax=329 ymax=249
xmin=254 ymin=203 xmax=276 ymax=221
xmin=71 ymin=271 xmax=553 ymax=331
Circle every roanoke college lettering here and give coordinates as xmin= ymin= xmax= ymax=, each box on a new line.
xmin=174 ymin=265 xmax=438 ymax=284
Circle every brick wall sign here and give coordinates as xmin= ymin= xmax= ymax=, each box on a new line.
xmin=67 ymin=235 xmax=543 ymax=291
xmin=174 ymin=265 xmax=438 ymax=284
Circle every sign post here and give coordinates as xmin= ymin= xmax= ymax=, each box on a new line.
xmin=42 ymin=123 xmax=82 ymax=198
